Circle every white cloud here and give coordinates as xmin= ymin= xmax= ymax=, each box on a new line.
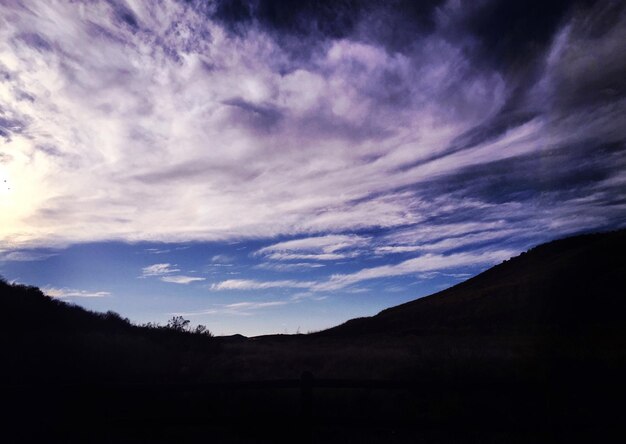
xmin=0 ymin=250 xmax=57 ymax=262
xmin=380 ymin=222 xmax=507 ymax=246
xmin=259 ymin=235 xmax=370 ymax=254
xmin=374 ymin=228 xmax=519 ymax=255
xmin=174 ymin=300 xmax=289 ymax=316
xmin=0 ymin=1 xmax=507 ymax=249
xmin=140 ymin=263 xmax=203 ymax=284
xmin=145 ymin=248 xmax=170 ymax=254
xmin=141 ymin=263 xmax=179 ymax=276
xmin=43 ymin=286 xmax=110 ymax=298
xmin=257 ymin=234 xmax=370 ymax=261
xmin=225 ymin=301 xmax=288 ymax=310
xmin=211 ymin=254 xmax=234 ymax=264
xmin=160 ymin=275 xmax=205 ymax=284
xmin=256 ymin=262 xmax=326 ymax=271
xmin=374 ymin=246 xmax=422 ymax=254
xmin=290 ymin=292 xmax=327 ymax=301
xmin=213 ymin=249 xmax=516 ymax=292
xmin=264 ymin=252 xmax=351 ymax=261
xmin=314 ymin=249 xmax=516 ymax=291
xmin=211 ymin=279 xmax=316 ymax=291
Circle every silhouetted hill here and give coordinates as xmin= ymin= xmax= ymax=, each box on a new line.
xmin=0 ymin=280 xmax=219 ymax=385
xmin=320 ymin=229 xmax=626 ymax=337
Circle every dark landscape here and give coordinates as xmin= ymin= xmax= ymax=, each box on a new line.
xmin=2 ymin=229 xmax=625 ymax=443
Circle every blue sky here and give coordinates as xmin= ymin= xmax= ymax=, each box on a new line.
xmin=2 ymin=231 xmax=529 ymax=336
xmin=1 ymin=1 xmax=625 ymax=335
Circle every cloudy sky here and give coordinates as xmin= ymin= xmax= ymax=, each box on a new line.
xmin=1 ymin=0 xmax=625 ymax=335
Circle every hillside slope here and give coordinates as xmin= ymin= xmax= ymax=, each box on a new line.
xmin=320 ymin=229 xmax=626 ymax=337
xmin=0 ymin=280 xmax=219 ymax=384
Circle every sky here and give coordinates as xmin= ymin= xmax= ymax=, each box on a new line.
xmin=1 ymin=0 xmax=625 ymax=336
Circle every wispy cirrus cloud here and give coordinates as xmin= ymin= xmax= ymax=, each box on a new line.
xmin=211 ymin=279 xmax=316 ymax=291
xmin=43 ymin=286 xmax=110 ymax=298
xmin=1 ymin=0 xmax=622 ymax=254
xmin=140 ymin=262 xmax=204 ymax=284
xmin=174 ymin=300 xmax=289 ymax=317
xmin=257 ymin=235 xmax=370 ymax=262
xmin=145 ymin=248 xmax=171 ymax=255
xmin=213 ymin=248 xmax=515 ymax=293
xmin=211 ymin=254 xmax=234 ymax=264
xmin=141 ymin=263 xmax=180 ymax=277
xmin=255 ymin=262 xmax=326 ymax=272
xmin=160 ymin=275 xmax=205 ymax=284
xmin=0 ymin=250 xmax=57 ymax=262
xmin=313 ymin=249 xmax=515 ymax=291
xmin=374 ymin=227 xmax=520 ymax=256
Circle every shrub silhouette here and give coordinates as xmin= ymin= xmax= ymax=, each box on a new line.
xmin=166 ymin=315 xmax=190 ymax=332
xmin=193 ymin=324 xmax=213 ymax=336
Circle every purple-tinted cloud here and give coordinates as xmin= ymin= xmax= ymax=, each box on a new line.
xmin=0 ymin=0 xmax=624 ymax=299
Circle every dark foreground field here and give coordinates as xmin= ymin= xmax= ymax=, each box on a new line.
xmin=2 ymin=229 xmax=625 ymax=443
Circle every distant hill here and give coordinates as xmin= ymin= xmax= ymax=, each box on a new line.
xmin=320 ymin=229 xmax=626 ymax=337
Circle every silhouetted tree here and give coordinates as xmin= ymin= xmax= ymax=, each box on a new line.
xmin=193 ymin=324 xmax=213 ymax=336
xmin=166 ymin=315 xmax=190 ymax=332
